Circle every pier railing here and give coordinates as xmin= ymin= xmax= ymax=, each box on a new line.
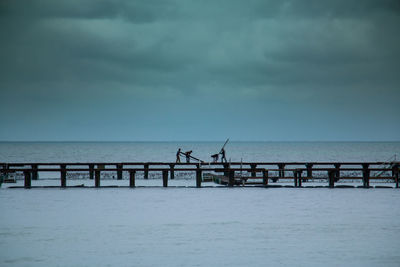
xmin=0 ymin=161 xmax=398 ymax=189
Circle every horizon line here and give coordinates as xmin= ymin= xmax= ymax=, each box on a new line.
xmin=1 ymin=140 xmax=400 ymax=143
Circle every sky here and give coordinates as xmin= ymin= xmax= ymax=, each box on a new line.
xmin=0 ymin=0 xmax=399 ymax=141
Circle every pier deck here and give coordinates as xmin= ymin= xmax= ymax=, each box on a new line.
xmin=1 ymin=161 xmax=398 ymax=189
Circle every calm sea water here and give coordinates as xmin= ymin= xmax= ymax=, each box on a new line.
xmin=1 ymin=142 xmax=400 ymax=267
xmin=0 ymin=141 xmax=399 ymax=163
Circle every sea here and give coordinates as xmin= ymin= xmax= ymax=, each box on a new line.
xmin=1 ymin=142 xmax=400 ymax=267
xmin=1 ymin=141 xmax=399 ymax=163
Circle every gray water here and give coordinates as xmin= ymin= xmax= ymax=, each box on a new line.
xmin=1 ymin=141 xmax=399 ymax=163
xmin=1 ymin=142 xmax=400 ymax=267
xmin=1 ymin=188 xmax=400 ymax=267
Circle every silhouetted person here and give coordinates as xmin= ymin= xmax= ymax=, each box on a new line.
xmin=211 ymin=153 xmax=219 ymax=163
xmin=185 ymin=150 xmax=192 ymax=163
xmin=220 ymin=148 xmax=227 ymax=163
xmin=176 ymin=148 xmax=181 ymax=163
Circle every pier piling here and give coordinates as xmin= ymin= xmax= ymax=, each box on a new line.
xmin=306 ymin=163 xmax=313 ymax=178
xmin=228 ymin=170 xmax=234 ymax=187
xmin=89 ymin=164 xmax=94 ymax=179
xmin=250 ymin=164 xmax=257 ymax=177
xmin=278 ymin=163 xmax=285 ymax=178
xmin=334 ymin=164 xmax=341 ymax=181
xmin=223 ymin=163 xmax=229 ymax=177
xmin=263 ymin=170 xmax=268 ymax=187
xmin=60 ymin=164 xmax=66 ymax=187
xmin=129 ymin=171 xmax=136 ymax=188
xmin=24 ymin=171 xmax=31 ymax=189
xmin=298 ymin=170 xmax=302 ymax=187
xmin=169 ymin=164 xmax=175 ymax=179
xmin=162 ymin=170 xmax=168 ymax=187
xmin=362 ymin=164 xmax=370 ymax=188
xmin=31 ymin=164 xmax=38 ymax=180
xmin=328 ymin=170 xmax=335 ymax=188
xmin=144 ymin=163 xmax=149 ymax=179
xmin=117 ymin=164 xmax=123 ymax=180
xmin=95 ymin=170 xmax=100 ymax=187
xmin=196 ymin=169 xmax=202 ymax=188
xmin=393 ymin=164 xmax=399 ymax=188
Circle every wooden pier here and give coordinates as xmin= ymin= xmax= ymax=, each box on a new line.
xmin=0 ymin=161 xmax=399 ymax=189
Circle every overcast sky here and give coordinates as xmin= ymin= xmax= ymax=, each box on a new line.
xmin=0 ymin=0 xmax=399 ymax=141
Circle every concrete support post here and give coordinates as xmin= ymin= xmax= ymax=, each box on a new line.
xmin=31 ymin=164 xmax=38 ymax=180
xmin=89 ymin=164 xmax=94 ymax=179
xmin=223 ymin=163 xmax=229 ymax=177
xmin=169 ymin=164 xmax=175 ymax=179
xmin=263 ymin=170 xmax=268 ymax=187
xmin=95 ymin=170 xmax=100 ymax=187
xmin=24 ymin=171 xmax=31 ymax=189
xmin=129 ymin=171 xmax=136 ymax=188
xmin=60 ymin=164 xmax=66 ymax=188
xmin=362 ymin=164 xmax=370 ymax=188
xmin=228 ymin=170 xmax=234 ymax=187
xmin=162 ymin=170 xmax=168 ymax=187
xmin=393 ymin=164 xmax=399 ymax=188
xmin=278 ymin=163 xmax=285 ymax=178
xmin=196 ymin=170 xmax=202 ymax=188
xmin=144 ymin=163 xmax=149 ymax=179
xmin=334 ymin=164 xmax=341 ymax=181
xmin=117 ymin=164 xmax=123 ymax=180
xmin=298 ymin=170 xmax=302 ymax=187
xmin=306 ymin=163 xmax=313 ymax=179
xmin=250 ymin=164 xmax=257 ymax=178
xmin=328 ymin=170 xmax=335 ymax=188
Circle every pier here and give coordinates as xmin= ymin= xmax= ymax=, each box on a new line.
xmin=1 ymin=161 xmax=399 ymax=189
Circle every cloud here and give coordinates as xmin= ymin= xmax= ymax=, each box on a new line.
xmin=0 ymin=0 xmax=399 ymax=140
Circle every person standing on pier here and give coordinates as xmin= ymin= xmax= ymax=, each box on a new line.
xmin=176 ymin=148 xmax=182 ymax=163
xmin=220 ymin=148 xmax=227 ymax=163
xmin=185 ymin=150 xmax=192 ymax=163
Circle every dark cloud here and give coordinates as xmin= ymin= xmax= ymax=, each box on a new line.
xmin=269 ymin=0 xmax=400 ymax=18
xmin=0 ymin=0 xmax=399 ymax=141
xmin=0 ymin=0 xmax=179 ymax=23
